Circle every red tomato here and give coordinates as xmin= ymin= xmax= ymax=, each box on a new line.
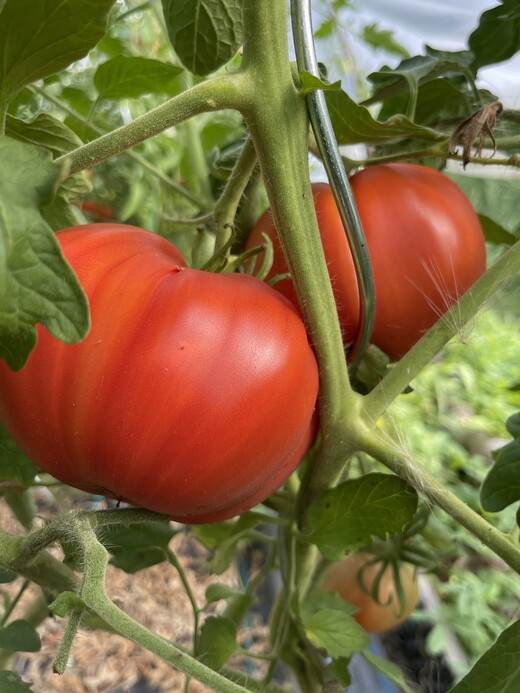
xmin=247 ymin=182 xmax=361 ymax=347
xmin=0 ymin=224 xmax=319 ymax=524
xmin=247 ymin=164 xmax=487 ymax=360
xmin=77 ymin=200 xmax=115 ymax=220
xmin=321 ymin=552 xmax=419 ymax=634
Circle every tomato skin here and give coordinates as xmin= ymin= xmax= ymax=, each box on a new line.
xmin=350 ymin=164 xmax=486 ymax=359
xmin=0 ymin=224 xmax=319 ymax=524
xmin=247 ymin=182 xmax=361 ymax=347
xmin=321 ymin=552 xmax=420 ymax=634
xmin=248 ymin=165 xmax=486 ymax=360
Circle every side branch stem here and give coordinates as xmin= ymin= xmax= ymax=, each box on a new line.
xmin=55 ymin=75 xmax=246 ymax=175
xmin=360 ymin=431 xmax=520 ymax=575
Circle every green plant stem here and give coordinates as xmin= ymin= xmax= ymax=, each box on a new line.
xmin=166 ymin=547 xmax=200 ymax=651
xmin=342 ymin=142 xmax=520 ymax=170
xmin=213 ymin=136 xmax=258 ymax=252
xmin=3 ymin=490 xmax=36 ymax=530
xmin=180 ymin=116 xmax=214 ymax=206
xmin=359 ymin=430 xmax=520 ymax=575
xmin=363 ymin=239 xmax=520 ymax=421
xmin=0 ymin=590 xmax=51 ymax=670
xmin=239 ymin=0 xmax=362 ymax=522
xmin=0 ymin=529 xmax=79 ymax=594
xmin=53 ymin=607 xmax=84 ymax=674
xmin=74 ymin=518 xmax=252 ymax=693
xmin=54 ymin=75 xmax=245 ymax=175
xmin=0 ymin=579 xmax=30 ymax=626
xmin=29 ymin=85 xmax=203 ymax=208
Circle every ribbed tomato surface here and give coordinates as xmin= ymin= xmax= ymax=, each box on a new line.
xmin=0 ymin=224 xmax=319 ymax=523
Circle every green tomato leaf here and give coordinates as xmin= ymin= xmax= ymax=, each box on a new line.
xmin=94 ymin=56 xmax=184 ymax=101
xmin=478 ymin=215 xmax=518 ymax=247
xmin=449 ymin=618 xmax=520 ymax=693
xmin=191 ymin=521 xmax=234 ymax=550
xmin=191 ymin=511 xmax=265 ymax=574
xmin=469 ymin=0 xmax=520 ymax=72
xmin=161 ymin=0 xmax=243 ymax=76
xmin=0 ymin=136 xmax=90 ymax=371
xmin=5 ymin=114 xmax=91 ymax=231
xmin=364 ymin=50 xmax=475 ymax=107
xmin=306 ymin=473 xmax=418 ymax=560
xmin=205 ymin=583 xmax=243 ymax=603
xmin=199 ymin=616 xmax=238 ymax=668
xmin=298 ymin=71 xmax=342 ymax=96
xmin=376 ymin=78 xmax=471 ymax=128
xmin=448 ymin=174 xmax=520 ymax=241
xmin=61 ymin=88 xmax=95 ymax=119
xmin=507 ymin=413 xmax=520 ymax=439
xmin=362 ymin=24 xmax=410 ymax=60
xmin=0 ymin=0 xmax=116 ymax=115
xmin=0 ymin=620 xmax=41 ymax=652
xmin=325 ymin=88 xmax=445 ymax=147
xmin=302 ymin=588 xmax=358 ymax=622
xmin=481 ymin=413 xmax=520 ymax=513
xmin=102 ymin=521 xmax=177 ymax=573
xmin=303 ymin=609 xmax=370 ymax=659
xmin=5 ymin=114 xmax=83 ymax=157
xmin=0 ymin=671 xmax=34 ymax=693
xmin=361 ymin=649 xmax=414 ymax=693
xmin=326 ymin=657 xmax=351 ymax=687
xmin=0 ymin=568 xmax=18 ymax=583
xmin=0 ymin=424 xmax=39 ymax=488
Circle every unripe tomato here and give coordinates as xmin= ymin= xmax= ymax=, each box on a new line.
xmin=321 ymin=552 xmax=419 ymax=634
xmin=247 ymin=164 xmax=487 ymax=360
xmin=0 ymin=224 xmax=319 ymax=524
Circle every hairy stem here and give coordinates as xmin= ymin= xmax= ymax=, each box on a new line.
xmin=359 ymin=430 xmax=520 ymax=575
xmin=76 ymin=518 xmax=252 ymax=693
xmin=55 ymin=75 xmax=246 ymax=175
xmin=240 ymin=0 xmax=362 ymax=524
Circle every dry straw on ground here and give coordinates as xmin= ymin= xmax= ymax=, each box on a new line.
xmin=1 ymin=494 xmax=273 ymax=693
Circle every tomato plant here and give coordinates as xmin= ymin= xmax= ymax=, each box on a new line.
xmin=321 ymin=551 xmax=420 ymax=634
xmin=247 ymin=164 xmax=487 ymax=359
xmin=0 ymin=224 xmax=319 ymax=524
xmin=1 ymin=1 xmax=519 ymax=692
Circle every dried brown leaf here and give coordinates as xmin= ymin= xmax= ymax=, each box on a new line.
xmin=448 ymin=101 xmax=503 ymax=168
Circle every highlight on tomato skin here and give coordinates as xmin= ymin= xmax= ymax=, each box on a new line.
xmin=247 ymin=163 xmax=487 ymax=361
xmin=320 ymin=551 xmax=420 ymax=634
xmin=0 ymin=223 xmax=320 ymax=524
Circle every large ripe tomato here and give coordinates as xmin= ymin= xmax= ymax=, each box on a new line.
xmin=247 ymin=164 xmax=486 ymax=360
xmin=0 ymin=224 xmax=319 ymax=524
xmin=320 ymin=552 xmax=419 ymax=634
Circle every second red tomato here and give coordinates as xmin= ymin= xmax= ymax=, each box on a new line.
xmin=247 ymin=164 xmax=487 ymax=360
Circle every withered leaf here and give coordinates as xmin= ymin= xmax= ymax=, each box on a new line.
xmin=449 ymin=101 xmax=503 ymax=168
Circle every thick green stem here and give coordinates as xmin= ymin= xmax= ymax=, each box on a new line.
xmin=363 ymin=240 xmax=520 ymax=421
xmin=181 ymin=117 xmax=214 ymax=206
xmin=0 ymin=529 xmax=79 ymax=594
xmin=240 ymin=0 xmax=361 ymax=518
xmin=30 ymin=85 xmax=202 ymax=207
xmin=75 ymin=519 xmax=251 ymax=693
xmin=55 ymin=75 xmax=246 ymax=175
xmin=359 ymin=429 xmax=520 ymax=575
